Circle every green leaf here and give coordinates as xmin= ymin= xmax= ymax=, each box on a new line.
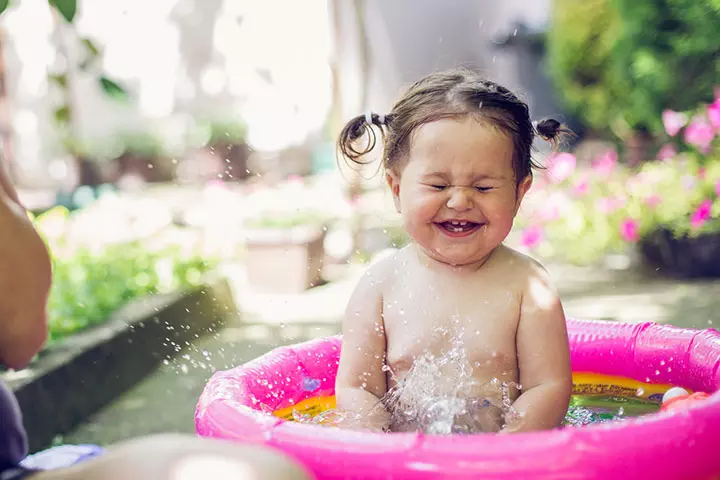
xmin=53 ymin=105 xmax=70 ymax=126
xmin=98 ymin=76 xmax=129 ymax=101
xmin=49 ymin=0 xmax=76 ymax=23
xmin=0 ymin=0 xmax=11 ymax=16
xmin=48 ymin=73 xmax=68 ymax=89
xmin=81 ymin=38 xmax=100 ymax=57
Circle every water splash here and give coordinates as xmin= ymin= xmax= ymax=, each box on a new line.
xmin=297 ymin=319 xmax=521 ymax=434
xmin=380 ymin=330 xmax=520 ymax=434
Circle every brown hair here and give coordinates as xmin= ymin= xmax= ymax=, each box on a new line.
xmin=337 ymin=68 xmax=572 ymax=185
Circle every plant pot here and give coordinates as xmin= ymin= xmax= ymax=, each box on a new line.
xmin=244 ymin=225 xmax=326 ymax=294
xmin=112 ymin=153 xmax=177 ymax=183
xmin=207 ymin=141 xmax=251 ymax=181
xmin=623 ymin=130 xmax=654 ymax=167
xmin=638 ymin=228 xmax=720 ymax=278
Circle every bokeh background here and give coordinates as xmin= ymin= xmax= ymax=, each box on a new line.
xmin=1 ymin=0 xmax=719 ymax=450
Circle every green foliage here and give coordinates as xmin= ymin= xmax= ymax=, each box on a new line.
xmin=118 ymin=131 xmax=166 ymax=157
xmin=46 ymin=241 xmax=215 ymax=342
xmin=49 ymin=0 xmax=76 ymax=23
xmin=547 ymin=0 xmax=720 ymax=138
xmin=609 ymin=0 xmax=720 ymax=133
xmin=0 ymin=0 xmax=9 ymax=15
xmin=207 ymin=120 xmax=247 ymax=145
xmin=33 ymin=207 xmax=218 ymax=343
xmin=546 ymin=0 xmax=623 ymax=134
xmin=98 ymin=76 xmax=129 ymax=102
xmin=244 ymin=211 xmax=326 ymax=230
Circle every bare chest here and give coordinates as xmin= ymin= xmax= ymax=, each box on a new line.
xmin=382 ymin=276 xmax=521 ymax=389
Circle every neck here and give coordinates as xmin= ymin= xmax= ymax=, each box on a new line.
xmin=412 ymin=243 xmax=497 ymax=274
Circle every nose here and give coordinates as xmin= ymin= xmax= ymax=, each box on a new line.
xmin=446 ymin=187 xmax=473 ymax=212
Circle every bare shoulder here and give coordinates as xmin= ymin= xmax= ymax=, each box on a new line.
xmin=494 ymin=245 xmax=557 ymax=289
xmin=346 ymin=249 xmax=402 ymax=307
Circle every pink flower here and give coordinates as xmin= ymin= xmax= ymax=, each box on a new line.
xmin=287 ymin=175 xmax=304 ymax=186
xmin=532 ymin=176 xmax=548 ymax=192
xmin=572 ymin=175 xmax=589 ymax=196
xmin=538 ymin=192 xmax=569 ymax=221
xmin=715 ymin=180 xmax=720 ymax=197
xmin=591 ymin=150 xmax=617 ymax=177
xmin=708 ymin=99 xmax=720 ymax=131
xmin=597 ymin=196 xmax=625 ymax=214
xmin=645 ymin=195 xmax=662 ymax=208
xmin=681 ymin=175 xmax=697 ymax=190
xmin=546 ymin=152 xmax=576 ymax=183
xmin=657 ymin=144 xmax=677 ymax=161
xmin=662 ymin=110 xmax=689 ymax=136
xmin=620 ymin=218 xmax=640 ymax=243
xmin=698 ymin=167 xmax=706 ymax=180
xmin=520 ymin=225 xmax=543 ymax=249
xmin=691 ymin=199 xmax=713 ymax=230
xmin=684 ymin=116 xmax=715 ymax=152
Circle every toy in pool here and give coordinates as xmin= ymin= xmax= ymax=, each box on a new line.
xmin=20 ymin=444 xmax=106 ymax=471
xmin=195 ymin=319 xmax=720 ymax=479
xmin=661 ymin=387 xmax=711 ymax=412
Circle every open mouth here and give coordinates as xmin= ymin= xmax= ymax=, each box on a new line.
xmin=435 ymin=220 xmax=483 ymax=237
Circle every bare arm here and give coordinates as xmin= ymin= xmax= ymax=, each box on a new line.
xmin=0 ymin=159 xmax=52 ymax=369
xmin=503 ymin=264 xmax=572 ymax=433
xmin=334 ymin=261 xmax=392 ymax=432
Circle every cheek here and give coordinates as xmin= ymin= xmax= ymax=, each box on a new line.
xmin=484 ymin=192 xmax=520 ymax=221
xmin=406 ymin=192 xmax=442 ymax=219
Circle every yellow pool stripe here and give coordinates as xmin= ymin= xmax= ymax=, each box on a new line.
xmin=271 ymin=373 xmax=683 ymax=418
xmin=274 ymin=396 xmax=337 ymax=420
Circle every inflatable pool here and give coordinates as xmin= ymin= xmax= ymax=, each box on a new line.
xmin=195 ymin=319 xmax=720 ymax=479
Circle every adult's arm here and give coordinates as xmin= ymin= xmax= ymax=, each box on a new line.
xmin=0 ymin=157 xmax=52 ymax=369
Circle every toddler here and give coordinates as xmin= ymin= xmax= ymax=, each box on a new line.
xmin=334 ymin=68 xmax=573 ymax=434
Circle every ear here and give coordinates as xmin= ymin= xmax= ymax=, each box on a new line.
xmin=513 ymin=174 xmax=533 ymax=216
xmin=385 ymin=171 xmax=402 ymax=213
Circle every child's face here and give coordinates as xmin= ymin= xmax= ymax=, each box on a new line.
xmin=386 ymin=117 xmax=531 ymax=267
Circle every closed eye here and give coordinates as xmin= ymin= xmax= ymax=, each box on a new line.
xmin=429 ymin=184 xmax=447 ymax=190
xmin=475 ymin=186 xmax=494 ymax=192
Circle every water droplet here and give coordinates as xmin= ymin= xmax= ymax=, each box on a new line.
xmin=180 ymin=364 xmax=188 ymax=374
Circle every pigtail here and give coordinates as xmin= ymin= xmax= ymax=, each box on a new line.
xmin=534 ymin=118 xmax=574 ymax=148
xmin=336 ymin=112 xmax=391 ymax=169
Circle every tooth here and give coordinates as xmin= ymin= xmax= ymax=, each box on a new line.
xmin=459 ymin=221 xmax=467 ymax=226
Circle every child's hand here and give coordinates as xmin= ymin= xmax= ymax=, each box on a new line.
xmin=335 ymin=257 xmax=395 ymax=432
xmin=508 ymin=262 xmax=573 ymax=433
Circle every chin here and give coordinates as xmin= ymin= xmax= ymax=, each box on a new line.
xmin=433 ymin=250 xmax=486 ymax=267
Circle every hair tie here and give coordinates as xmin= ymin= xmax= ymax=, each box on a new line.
xmin=531 ymin=120 xmax=538 ymax=129
xmin=377 ymin=114 xmax=385 ymax=125
xmin=365 ymin=111 xmax=373 ymax=124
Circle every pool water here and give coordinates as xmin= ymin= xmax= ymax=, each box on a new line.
xmin=564 ymin=395 xmax=661 ymax=426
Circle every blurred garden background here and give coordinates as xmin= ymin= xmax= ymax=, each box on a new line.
xmin=1 ymin=0 xmax=719 ymax=450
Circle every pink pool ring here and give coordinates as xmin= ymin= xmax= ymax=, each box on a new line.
xmin=195 ymin=318 xmax=720 ymax=479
